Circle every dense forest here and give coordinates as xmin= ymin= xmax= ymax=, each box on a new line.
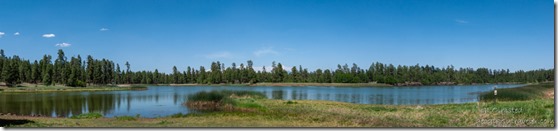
xmin=0 ymin=49 xmax=554 ymax=87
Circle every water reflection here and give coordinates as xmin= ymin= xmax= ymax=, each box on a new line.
xmin=0 ymin=84 xmax=523 ymax=118
xmin=257 ymin=84 xmax=522 ymax=105
xmin=0 ymin=92 xmax=118 ymax=117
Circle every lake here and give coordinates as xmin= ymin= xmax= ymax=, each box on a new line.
xmin=0 ymin=84 xmax=523 ymax=118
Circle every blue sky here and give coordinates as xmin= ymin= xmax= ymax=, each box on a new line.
xmin=0 ymin=0 xmax=553 ymax=73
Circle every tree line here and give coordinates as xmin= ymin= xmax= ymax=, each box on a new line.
xmin=0 ymin=49 xmax=554 ymax=87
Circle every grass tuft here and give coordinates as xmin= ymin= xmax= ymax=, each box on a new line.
xmin=115 ymin=115 xmax=137 ymax=121
xmin=70 ymin=112 xmax=103 ymax=119
xmin=285 ymin=100 xmax=298 ymax=104
xmin=158 ymin=120 xmax=172 ymax=124
xmin=170 ymin=113 xmax=188 ymax=118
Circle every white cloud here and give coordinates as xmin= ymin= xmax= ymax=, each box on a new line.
xmin=100 ymin=28 xmax=109 ymax=31
xmin=55 ymin=42 xmax=71 ymax=47
xmin=42 ymin=34 xmax=55 ymax=38
xmin=0 ymin=32 xmax=4 ymax=37
xmin=455 ymin=19 xmax=469 ymax=24
xmin=206 ymin=52 xmax=233 ymax=59
xmin=254 ymin=48 xmax=279 ymax=57
xmin=14 ymin=32 xmax=20 ymax=36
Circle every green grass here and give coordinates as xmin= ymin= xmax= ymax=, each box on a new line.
xmin=70 ymin=112 xmax=103 ymax=119
xmin=130 ymin=85 xmax=148 ymax=90
xmin=480 ymin=82 xmax=553 ymax=101
xmin=115 ymin=116 xmax=137 ymax=121
xmin=362 ymin=106 xmax=398 ymax=112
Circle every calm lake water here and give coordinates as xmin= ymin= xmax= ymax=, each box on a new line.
xmin=0 ymin=84 xmax=523 ymax=118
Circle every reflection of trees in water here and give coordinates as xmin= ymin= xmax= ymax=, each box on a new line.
xmin=0 ymin=86 xmax=496 ymax=117
xmin=0 ymin=91 xmax=183 ymax=117
xmin=0 ymin=93 xmax=117 ymax=117
xmin=266 ymin=90 xmax=480 ymax=105
xmin=271 ymin=90 xmax=283 ymax=99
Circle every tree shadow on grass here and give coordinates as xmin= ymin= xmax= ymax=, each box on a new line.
xmin=0 ymin=119 xmax=34 ymax=127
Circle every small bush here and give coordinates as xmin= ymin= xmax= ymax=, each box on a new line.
xmin=158 ymin=120 xmax=172 ymax=124
xmin=67 ymin=80 xmax=86 ymax=87
xmin=115 ymin=115 xmax=136 ymax=121
xmin=285 ymin=100 xmax=298 ymax=104
xmin=170 ymin=113 xmax=187 ymax=118
xmin=71 ymin=112 xmax=103 ymax=119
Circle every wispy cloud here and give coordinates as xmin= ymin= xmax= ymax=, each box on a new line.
xmin=206 ymin=52 xmax=233 ymax=59
xmin=100 ymin=28 xmax=109 ymax=31
xmin=55 ymin=42 xmax=71 ymax=47
xmin=455 ymin=19 xmax=469 ymax=24
xmin=0 ymin=32 xmax=4 ymax=37
xmin=42 ymin=33 xmax=55 ymax=38
xmin=13 ymin=32 xmax=20 ymax=36
xmin=254 ymin=47 xmax=279 ymax=57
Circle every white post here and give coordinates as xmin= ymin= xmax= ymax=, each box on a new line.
xmin=493 ymin=86 xmax=497 ymax=104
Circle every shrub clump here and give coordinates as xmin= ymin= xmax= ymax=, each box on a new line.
xmin=115 ymin=115 xmax=137 ymax=121
xmin=170 ymin=113 xmax=188 ymax=118
xmin=184 ymin=90 xmax=265 ymax=111
xmin=285 ymin=100 xmax=298 ymax=104
xmin=71 ymin=112 xmax=103 ymax=119
xmin=67 ymin=80 xmax=87 ymax=87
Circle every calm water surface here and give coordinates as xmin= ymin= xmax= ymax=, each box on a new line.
xmin=0 ymin=84 xmax=522 ymax=118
